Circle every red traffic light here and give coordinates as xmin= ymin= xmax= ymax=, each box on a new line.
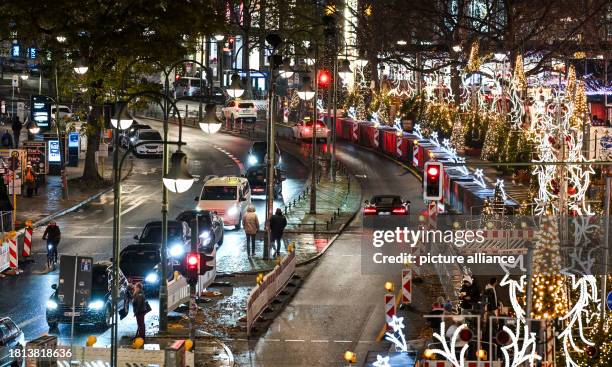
xmin=175 ymin=74 xmax=181 ymax=81
xmin=427 ymin=166 xmax=439 ymax=176
xmin=186 ymin=253 xmax=199 ymax=270
xmin=317 ymin=69 xmax=331 ymax=88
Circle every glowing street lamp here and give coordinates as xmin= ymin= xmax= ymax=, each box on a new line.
xmin=163 ymin=150 xmax=194 ymax=193
xmin=20 ymin=71 xmax=29 ymax=80
xmin=297 ymin=76 xmax=315 ymax=101
xmin=199 ymin=104 xmax=222 ymax=134
xmin=213 ymin=34 xmax=225 ymax=42
xmin=337 ymin=59 xmax=352 ymax=80
xmin=278 ymin=58 xmax=294 ymax=79
xmin=26 ymin=119 xmax=40 ymax=134
xmin=110 ymin=101 xmax=134 ymax=130
xmin=226 ymin=73 xmax=244 ymax=98
xmin=74 ymin=59 xmax=89 ymax=75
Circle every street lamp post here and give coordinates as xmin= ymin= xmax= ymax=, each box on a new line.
xmin=309 ymin=50 xmax=319 ymax=214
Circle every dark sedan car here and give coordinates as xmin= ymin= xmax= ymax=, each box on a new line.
xmin=245 ymin=165 xmax=285 ymax=199
xmin=46 ymin=262 xmax=130 ymax=329
xmin=119 ymin=244 xmax=175 ymax=294
xmin=135 ymin=220 xmax=191 ymax=260
xmin=363 ymin=195 xmax=410 ymax=215
xmin=176 ymin=210 xmax=224 ymax=251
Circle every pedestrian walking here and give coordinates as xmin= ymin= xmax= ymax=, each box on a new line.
xmin=11 ymin=116 xmax=21 ymax=148
xmin=24 ymin=164 xmax=36 ymax=197
xmin=132 ymin=282 xmax=149 ymax=340
xmin=269 ymin=208 xmax=287 ymax=257
xmin=42 ymin=220 xmax=61 ymax=263
xmin=459 ymin=275 xmax=480 ymax=313
xmin=242 ymin=205 xmax=259 ymax=257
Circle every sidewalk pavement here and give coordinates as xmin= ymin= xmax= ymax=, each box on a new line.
xmin=0 ymin=126 xmax=116 ymax=228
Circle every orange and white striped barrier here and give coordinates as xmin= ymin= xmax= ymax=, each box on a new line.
xmin=427 ymin=201 xmax=438 ymax=228
xmin=384 ymin=293 xmax=396 ymax=330
xmin=401 ymin=268 xmax=412 ymax=305
xmin=481 ymin=230 xmax=536 ymax=240
xmin=413 ymin=143 xmax=420 ymax=167
xmin=23 ymin=221 xmax=33 ymax=258
xmin=396 ymin=135 xmax=403 ymax=157
xmin=8 ymin=231 xmax=18 ymax=269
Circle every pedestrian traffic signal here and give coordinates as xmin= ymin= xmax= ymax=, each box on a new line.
xmin=423 ymin=162 xmax=443 ymax=201
xmin=199 ymin=253 xmax=214 ymax=275
xmin=184 ymin=252 xmax=199 ymax=284
xmin=317 ymin=69 xmax=331 ymax=89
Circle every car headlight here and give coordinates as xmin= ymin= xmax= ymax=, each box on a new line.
xmin=130 ymin=137 xmax=136 ymax=142
xmin=46 ymin=300 xmax=58 ymax=310
xmin=248 ymin=155 xmax=258 ymax=165
xmin=227 ymin=206 xmax=238 ymax=216
xmin=199 ymin=231 xmax=210 ymax=239
xmin=169 ymin=243 xmax=185 ymax=258
xmin=88 ymin=300 xmax=105 ymax=310
xmin=145 ymin=273 xmax=159 ymax=284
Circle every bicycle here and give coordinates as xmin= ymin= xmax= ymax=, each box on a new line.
xmin=46 ymin=242 xmax=57 ymax=269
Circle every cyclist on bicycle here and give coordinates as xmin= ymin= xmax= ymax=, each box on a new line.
xmin=42 ymin=221 xmax=61 ymax=263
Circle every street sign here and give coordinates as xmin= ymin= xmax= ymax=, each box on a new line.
xmin=57 ymin=255 xmax=93 ymax=307
xmin=48 ymin=140 xmax=61 ymax=163
xmin=11 ymin=75 xmax=18 ymax=87
xmin=607 ymin=291 xmax=612 ymax=311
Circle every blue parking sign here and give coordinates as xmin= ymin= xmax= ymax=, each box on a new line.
xmin=607 ymin=291 xmax=612 ymax=311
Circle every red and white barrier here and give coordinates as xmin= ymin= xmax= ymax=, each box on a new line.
xmin=247 ymin=250 xmax=296 ymax=335
xmin=401 ymin=268 xmax=412 ymax=305
xmin=427 ymin=201 xmax=438 ymax=229
xmin=413 ymin=143 xmax=420 ymax=167
xmin=481 ymin=230 xmax=535 ymax=239
xmin=352 ymin=122 xmax=358 ymax=141
xmin=373 ymin=128 xmax=379 ymax=148
xmin=396 ymin=135 xmax=403 ymax=157
xmin=8 ymin=234 xmax=17 ymax=269
xmin=0 ymin=242 xmax=9 ymax=273
xmin=384 ymin=293 xmax=396 ymax=330
xmin=421 ymin=361 xmax=502 ymax=367
xmin=545 ymin=321 xmax=554 ymax=365
xmin=23 ymin=226 xmax=32 ymax=258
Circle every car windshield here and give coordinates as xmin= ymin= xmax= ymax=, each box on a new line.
xmin=141 ymin=223 xmax=183 ymax=243
xmin=120 ymin=250 xmax=160 ymax=276
xmin=139 ymin=131 xmax=162 ymax=140
xmin=372 ymin=196 xmax=401 ymax=206
xmin=201 ymin=186 xmax=237 ymax=200
xmin=251 ymin=143 xmax=266 ymax=157
xmin=247 ymin=168 xmax=266 ymax=181
xmin=92 ymin=267 xmax=108 ymax=292
xmin=238 ymin=103 xmax=254 ymax=108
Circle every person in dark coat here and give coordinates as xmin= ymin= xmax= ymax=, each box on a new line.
xmin=11 ymin=116 xmax=21 ymax=148
xmin=132 ymin=282 xmax=147 ymax=340
xmin=1 ymin=131 xmax=12 ymax=149
xmin=459 ymin=275 xmax=480 ymax=312
xmin=42 ymin=221 xmax=61 ymax=263
xmin=269 ymin=208 xmax=287 ymax=257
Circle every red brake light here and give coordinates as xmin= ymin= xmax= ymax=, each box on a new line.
xmin=392 ymin=207 xmax=406 ymax=214
xmin=363 ymin=207 xmax=377 ymax=214
xmin=427 ymin=166 xmax=439 ymax=176
xmin=304 ymin=127 xmax=311 ymax=133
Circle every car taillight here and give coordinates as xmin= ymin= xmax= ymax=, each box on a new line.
xmin=316 ymin=123 xmax=324 ymax=128
xmin=304 ymin=127 xmax=311 ymax=133
xmin=363 ymin=207 xmax=377 ymax=215
xmin=392 ymin=207 xmax=407 ymax=214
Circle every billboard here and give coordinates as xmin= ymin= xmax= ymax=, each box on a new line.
xmin=31 ymin=95 xmax=51 ymax=128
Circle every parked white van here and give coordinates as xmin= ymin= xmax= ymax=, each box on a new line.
xmin=196 ymin=176 xmax=251 ymax=229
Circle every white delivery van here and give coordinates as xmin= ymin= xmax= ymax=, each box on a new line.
xmin=196 ymin=176 xmax=251 ymax=229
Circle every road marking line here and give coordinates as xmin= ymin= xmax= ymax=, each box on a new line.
xmin=285 ymin=339 xmax=305 ymax=342
xmin=333 ymin=340 xmax=352 ymax=343
xmin=71 ymin=236 xmax=113 ymax=239
xmin=266 ymin=339 xmax=281 ymax=342
xmin=103 ymin=198 xmax=146 ymax=223
xmin=311 ymin=340 xmax=329 ymax=343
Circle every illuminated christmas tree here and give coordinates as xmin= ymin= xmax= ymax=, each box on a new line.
xmin=530 ymin=216 xmax=568 ymax=320
xmin=566 ymin=64 xmax=576 ymax=100
xmin=569 ymin=81 xmax=589 ymax=129
xmin=513 ymin=54 xmax=526 ymax=90
xmin=450 ymin=116 xmax=466 ymax=153
xmin=466 ymin=40 xmax=481 ymax=72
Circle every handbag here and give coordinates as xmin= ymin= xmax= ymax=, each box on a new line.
xmin=144 ymin=301 xmax=152 ymax=313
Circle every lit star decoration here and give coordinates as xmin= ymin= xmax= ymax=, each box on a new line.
xmin=373 ymin=355 xmax=391 ymax=367
xmin=347 ymin=106 xmax=357 ymax=120
xmin=413 ymin=124 xmax=423 ymax=140
xmin=495 ymin=179 xmax=507 ymax=201
xmin=370 ymin=111 xmax=380 ymax=127
xmin=430 ymin=131 xmax=440 ymax=146
xmin=473 ymin=169 xmax=486 ymax=189
xmin=384 ymin=315 xmax=408 ymax=353
xmin=393 ymin=117 xmax=402 ymax=132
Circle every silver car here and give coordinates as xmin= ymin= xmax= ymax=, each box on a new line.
xmin=0 ymin=317 xmax=25 ymax=367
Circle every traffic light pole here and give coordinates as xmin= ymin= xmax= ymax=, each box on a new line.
xmin=309 ymin=53 xmax=319 ymax=215
xmin=189 ymin=220 xmax=198 ymax=341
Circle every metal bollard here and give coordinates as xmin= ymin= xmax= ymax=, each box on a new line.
xmin=313 ymin=221 xmax=316 ymax=233
xmin=326 ymin=221 xmax=329 ymax=230
xmin=337 ymin=207 xmax=341 ymax=216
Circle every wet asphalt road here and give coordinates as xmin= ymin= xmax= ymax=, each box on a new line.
xmin=229 ymin=140 xmax=427 ymax=366
xmin=0 ymin=118 xmax=308 ymax=345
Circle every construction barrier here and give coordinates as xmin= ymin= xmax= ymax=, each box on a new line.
xmin=23 ymin=222 xmax=33 ymax=258
xmin=167 ymin=248 xmax=217 ymax=312
xmin=246 ymin=250 xmax=296 ymax=335
xmin=421 ymin=361 xmax=502 ymax=367
xmin=8 ymin=232 xmax=17 ymax=269
xmin=481 ymin=229 xmax=536 ymax=239
xmin=401 ymin=268 xmax=412 ymax=305
xmin=0 ymin=242 xmax=9 ymax=273
xmin=384 ymin=293 xmax=395 ymax=331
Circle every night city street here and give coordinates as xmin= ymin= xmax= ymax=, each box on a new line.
xmin=0 ymin=1 xmax=611 ymax=366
